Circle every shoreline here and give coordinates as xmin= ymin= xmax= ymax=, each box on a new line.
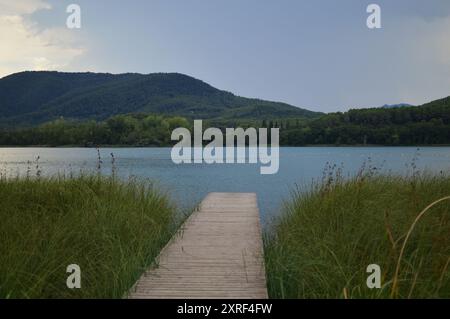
xmin=1 ymin=144 xmax=450 ymax=148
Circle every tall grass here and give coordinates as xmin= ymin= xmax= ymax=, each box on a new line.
xmin=0 ymin=174 xmax=178 ymax=298
xmin=264 ymin=166 xmax=450 ymax=299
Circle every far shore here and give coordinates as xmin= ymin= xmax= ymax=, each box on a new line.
xmin=1 ymin=144 xmax=450 ymax=148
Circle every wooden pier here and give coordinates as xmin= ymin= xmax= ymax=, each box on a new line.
xmin=128 ymin=192 xmax=267 ymax=299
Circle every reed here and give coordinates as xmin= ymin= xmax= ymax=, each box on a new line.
xmin=265 ymin=167 xmax=450 ymax=298
xmin=0 ymin=174 xmax=178 ymax=298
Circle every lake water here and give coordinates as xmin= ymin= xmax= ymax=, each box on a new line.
xmin=1 ymin=147 xmax=450 ymax=223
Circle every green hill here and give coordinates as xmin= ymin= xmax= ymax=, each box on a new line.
xmin=0 ymin=71 xmax=320 ymax=126
xmin=280 ymin=96 xmax=450 ymax=145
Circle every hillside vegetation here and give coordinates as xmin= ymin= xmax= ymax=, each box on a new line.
xmin=0 ymin=114 xmax=190 ymax=146
xmin=1 ymin=95 xmax=449 ymax=146
xmin=0 ymin=71 xmax=449 ymax=146
xmin=0 ymin=71 xmax=319 ymax=126
xmin=280 ymin=96 xmax=450 ymax=145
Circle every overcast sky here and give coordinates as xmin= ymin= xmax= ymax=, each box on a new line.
xmin=1 ymin=0 xmax=450 ymax=112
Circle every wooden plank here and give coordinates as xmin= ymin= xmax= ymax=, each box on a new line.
xmin=127 ymin=192 xmax=268 ymax=299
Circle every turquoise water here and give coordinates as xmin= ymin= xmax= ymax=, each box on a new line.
xmin=1 ymin=147 xmax=449 ymax=222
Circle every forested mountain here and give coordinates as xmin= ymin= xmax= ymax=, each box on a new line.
xmin=0 ymin=71 xmax=320 ymax=126
xmin=0 ymin=71 xmax=449 ymax=146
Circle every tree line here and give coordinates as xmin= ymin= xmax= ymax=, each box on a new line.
xmin=0 ymin=97 xmax=449 ymax=146
xmin=0 ymin=114 xmax=190 ymax=146
xmin=278 ymin=100 xmax=450 ymax=145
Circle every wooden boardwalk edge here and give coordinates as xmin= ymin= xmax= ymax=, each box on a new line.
xmin=127 ymin=192 xmax=268 ymax=299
